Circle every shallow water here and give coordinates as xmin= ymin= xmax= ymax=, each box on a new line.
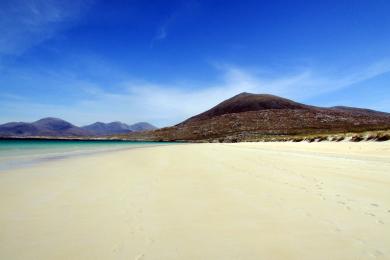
xmin=0 ymin=139 xmax=167 ymax=171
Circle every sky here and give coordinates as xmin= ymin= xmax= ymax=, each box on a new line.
xmin=1 ymin=0 xmax=390 ymax=127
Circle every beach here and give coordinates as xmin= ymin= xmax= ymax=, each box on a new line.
xmin=0 ymin=142 xmax=389 ymax=259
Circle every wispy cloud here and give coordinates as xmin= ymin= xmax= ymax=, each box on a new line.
xmin=154 ymin=26 xmax=167 ymax=41
xmin=150 ymin=0 xmax=199 ymax=47
xmin=150 ymin=17 xmax=173 ymax=47
xmin=0 ymin=0 xmax=92 ymax=56
xmin=1 ymin=61 xmax=390 ymax=126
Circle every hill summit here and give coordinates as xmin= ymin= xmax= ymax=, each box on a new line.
xmin=183 ymin=92 xmax=311 ymax=123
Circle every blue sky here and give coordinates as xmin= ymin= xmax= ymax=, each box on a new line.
xmin=1 ymin=0 xmax=390 ymax=127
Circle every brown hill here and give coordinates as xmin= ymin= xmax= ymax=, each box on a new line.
xmin=122 ymin=92 xmax=390 ymax=142
xmin=182 ymin=92 xmax=311 ymax=123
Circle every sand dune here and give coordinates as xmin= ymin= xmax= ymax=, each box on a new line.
xmin=0 ymin=142 xmax=389 ymax=259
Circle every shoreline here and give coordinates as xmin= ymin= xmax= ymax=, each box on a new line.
xmin=0 ymin=142 xmax=181 ymax=172
xmin=1 ymin=128 xmax=390 ymax=143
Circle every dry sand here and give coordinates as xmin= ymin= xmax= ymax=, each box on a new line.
xmin=0 ymin=142 xmax=389 ymax=259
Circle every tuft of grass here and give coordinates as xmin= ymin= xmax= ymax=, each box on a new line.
xmin=376 ymin=134 xmax=390 ymax=142
xmin=292 ymin=138 xmax=303 ymax=142
xmin=351 ymin=135 xmax=364 ymax=142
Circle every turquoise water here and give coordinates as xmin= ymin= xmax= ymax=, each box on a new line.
xmin=0 ymin=139 xmax=167 ymax=171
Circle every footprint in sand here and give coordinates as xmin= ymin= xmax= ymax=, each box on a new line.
xmin=354 ymin=238 xmax=366 ymax=246
xmin=321 ymin=220 xmax=341 ymax=233
xmin=147 ymin=237 xmax=155 ymax=245
xmin=317 ymin=193 xmax=327 ymax=200
xmin=370 ymin=203 xmax=379 ymax=207
xmin=134 ymin=253 xmax=144 ymax=260
xmin=334 ymin=227 xmax=341 ymax=233
xmin=370 ymin=250 xmax=384 ymax=257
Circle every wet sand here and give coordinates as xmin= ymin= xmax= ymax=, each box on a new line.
xmin=0 ymin=142 xmax=389 ymax=259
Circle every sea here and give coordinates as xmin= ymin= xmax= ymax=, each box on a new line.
xmin=0 ymin=139 xmax=168 ymax=171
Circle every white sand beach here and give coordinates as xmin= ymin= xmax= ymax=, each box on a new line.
xmin=0 ymin=142 xmax=389 ymax=259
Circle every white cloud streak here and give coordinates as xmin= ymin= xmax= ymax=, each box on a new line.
xmin=150 ymin=1 xmax=198 ymax=47
xmin=0 ymin=0 xmax=92 ymax=56
xmin=150 ymin=21 xmax=170 ymax=47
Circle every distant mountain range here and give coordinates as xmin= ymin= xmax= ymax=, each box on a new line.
xmin=2 ymin=93 xmax=390 ymax=141
xmin=0 ymin=118 xmax=157 ymax=137
xmin=82 ymin=121 xmax=157 ymax=135
xmin=124 ymin=92 xmax=390 ymax=142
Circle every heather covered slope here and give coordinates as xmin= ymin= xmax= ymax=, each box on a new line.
xmin=124 ymin=93 xmax=390 ymax=142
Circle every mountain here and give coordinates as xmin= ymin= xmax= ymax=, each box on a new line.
xmin=82 ymin=122 xmax=132 ymax=136
xmin=82 ymin=121 xmax=157 ymax=135
xmin=183 ymin=93 xmax=311 ymax=123
xmin=0 ymin=117 xmax=91 ymax=137
xmin=124 ymin=92 xmax=390 ymax=142
xmin=128 ymin=122 xmax=157 ymax=132
xmin=329 ymin=106 xmax=390 ymax=117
